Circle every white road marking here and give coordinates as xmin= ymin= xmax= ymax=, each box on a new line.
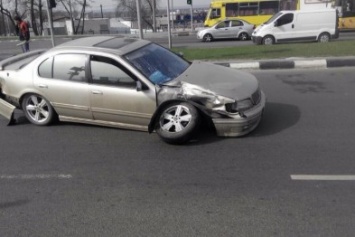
xmin=291 ymin=175 xmax=355 ymax=181
xmin=0 ymin=174 xmax=72 ymax=180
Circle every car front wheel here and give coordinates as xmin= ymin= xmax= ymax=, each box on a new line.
xmin=203 ymin=34 xmax=213 ymax=42
xmin=318 ymin=33 xmax=330 ymax=43
xmin=22 ymin=94 xmax=55 ymax=126
xmin=156 ymin=102 xmax=200 ymax=144
xmin=262 ymin=35 xmax=275 ymax=45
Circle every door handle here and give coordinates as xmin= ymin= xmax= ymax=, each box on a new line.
xmin=292 ymin=24 xmax=294 ymax=28
xmin=92 ymin=90 xmax=103 ymax=95
xmin=37 ymin=84 xmax=48 ymax=88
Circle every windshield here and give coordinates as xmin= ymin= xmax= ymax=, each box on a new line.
xmin=265 ymin=12 xmax=283 ymax=24
xmin=124 ymin=43 xmax=190 ymax=85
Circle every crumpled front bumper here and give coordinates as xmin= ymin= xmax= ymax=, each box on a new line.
xmin=212 ymin=91 xmax=266 ymax=137
xmin=0 ymin=98 xmax=16 ymax=125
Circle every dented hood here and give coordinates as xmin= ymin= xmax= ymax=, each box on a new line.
xmin=174 ymin=61 xmax=259 ymax=101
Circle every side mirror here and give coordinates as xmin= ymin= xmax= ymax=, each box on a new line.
xmin=274 ymin=21 xmax=278 ymax=27
xmin=136 ymin=81 xmax=143 ymax=91
xmin=136 ymin=80 xmax=148 ymax=91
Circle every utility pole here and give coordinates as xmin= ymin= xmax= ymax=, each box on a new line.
xmin=69 ymin=0 xmax=74 ymax=35
xmin=166 ymin=0 xmax=172 ymax=48
xmin=46 ymin=0 xmax=55 ymax=47
xmin=171 ymin=0 xmax=174 ymax=29
xmin=153 ymin=0 xmax=156 ymax=32
xmin=190 ymin=2 xmax=193 ymax=31
xmin=187 ymin=0 xmax=193 ymax=31
xmin=136 ymin=0 xmax=143 ymax=39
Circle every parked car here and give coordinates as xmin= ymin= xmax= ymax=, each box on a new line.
xmin=252 ymin=9 xmax=339 ymax=45
xmin=197 ymin=19 xmax=255 ymax=42
xmin=0 ymin=36 xmax=265 ymax=144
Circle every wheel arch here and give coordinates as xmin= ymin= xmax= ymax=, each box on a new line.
xmin=203 ymin=33 xmax=214 ymax=42
xmin=262 ymin=34 xmax=275 ymax=44
xmin=20 ymin=92 xmax=59 ymax=118
xmin=317 ymin=31 xmax=331 ymax=42
xmin=238 ymin=31 xmax=249 ymax=39
xmin=148 ymin=99 xmax=205 ymax=133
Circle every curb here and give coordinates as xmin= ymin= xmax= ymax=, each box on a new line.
xmin=216 ymin=57 xmax=355 ymax=70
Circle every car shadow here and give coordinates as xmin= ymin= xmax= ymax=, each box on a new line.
xmin=0 ymin=199 xmax=30 ymax=209
xmin=184 ymin=102 xmax=301 ymax=145
xmin=7 ymin=102 xmax=300 ymax=145
xmin=250 ymin=102 xmax=300 ymax=137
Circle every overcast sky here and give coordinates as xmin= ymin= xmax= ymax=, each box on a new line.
xmin=90 ymin=0 xmax=211 ymax=10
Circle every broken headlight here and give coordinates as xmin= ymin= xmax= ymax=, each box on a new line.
xmin=226 ymin=99 xmax=253 ymax=113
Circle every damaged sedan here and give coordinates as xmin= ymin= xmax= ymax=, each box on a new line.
xmin=0 ymin=36 xmax=265 ymax=144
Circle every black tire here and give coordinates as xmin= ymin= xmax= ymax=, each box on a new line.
xmin=262 ymin=35 xmax=275 ymax=45
xmin=239 ymin=32 xmax=249 ymax=41
xmin=22 ymin=94 xmax=55 ymax=126
xmin=318 ymin=32 xmax=330 ymax=43
xmin=203 ymin=33 xmax=213 ymax=42
xmin=156 ymin=102 xmax=200 ymax=144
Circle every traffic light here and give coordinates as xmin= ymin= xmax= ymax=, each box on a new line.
xmin=48 ymin=0 xmax=57 ymax=8
xmin=187 ymin=0 xmax=192 ymax=5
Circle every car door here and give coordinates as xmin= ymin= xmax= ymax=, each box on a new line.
xmin=213 ymin=20 xmax=231 ymax=39
xmin=34 ymin=53 xmax=93 ymax=119
xmin=273 ymin=13 xmax=295 ymax=42
xmin=230 ymin=20 xmax=243 ymax=38
xmin=88 ymin=55 xmax=156 ymax=130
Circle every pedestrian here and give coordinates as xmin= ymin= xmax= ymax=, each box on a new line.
xmin=14 ymin=16 xmax=30 ymax=52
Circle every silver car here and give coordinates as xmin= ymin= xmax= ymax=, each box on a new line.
xmin=0 ymin=36 xmax=265 ymax=144
xmin=197 ymin=19 xmax=255 ymax=42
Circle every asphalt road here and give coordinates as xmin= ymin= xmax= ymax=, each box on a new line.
xmin=1 ymin=68 xmax=355 ymax=236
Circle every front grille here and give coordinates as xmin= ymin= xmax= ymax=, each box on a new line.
xmin=251 ymin=89 xmax=261 ymax=105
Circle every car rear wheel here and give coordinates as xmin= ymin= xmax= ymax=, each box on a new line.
xmin=22 ymin=94 xmax=55 ymax=126
xmin=239 ymin=32 xmax=249 ymax=41
xmin=203 ymin=34 xmax=213 ymax=42
xmin=156 ymin=102 xmax=200 ymax=144
xmin=318 ymin=33 xmax=330 ymax=43
xmin=262 ymin=35 xmax=274 ymax=45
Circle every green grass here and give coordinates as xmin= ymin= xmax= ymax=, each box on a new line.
xmin=172 ymin=40 xmax=355 ymax=61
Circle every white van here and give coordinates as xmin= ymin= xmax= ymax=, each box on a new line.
xmin=252 ymin=9 xmax=339 ymax=45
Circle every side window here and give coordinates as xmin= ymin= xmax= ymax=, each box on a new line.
xmin=90 ymin=55 xmax=136 ymax=88
xmin=38 ymin=57 xmax=53 ymax=78
xmin=211 ymin=8 xmax=221 ymax=19
xmin=239 ymin=2 xmax=258 ymax=16
xmin=259 ymin=1 xmax=279 ymax=15
xmin=226 ymin=3 xmax=238 ymax=17
xmin=231 ymin=20 xmax=242 ymax=27
xmin=277 ymin=13 xmax=294 ymax=26
xmin=280 ymin=0 xmax=297 ymax=10
xmin=53 ymin=54 xmax=86 ymax=82
xmin=216 ymin=21 xmax=229 ymax=28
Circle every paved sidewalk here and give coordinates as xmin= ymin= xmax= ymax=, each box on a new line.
xmin=214 ymin=56 xmax=355 ymax=70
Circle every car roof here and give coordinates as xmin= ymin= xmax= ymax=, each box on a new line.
xmin=49 ymin=36 xmax=152 ymax=56
xmin=215 ymin=18 xmax=251 ymax=25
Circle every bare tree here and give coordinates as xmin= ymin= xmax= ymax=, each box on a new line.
xmin=115 ymin=0 xmax=160 ymax=31
xmin=59 ymin=0 xmax=92 ymax=34
xmin=0 ymin=0 xmax=27 ymax=35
